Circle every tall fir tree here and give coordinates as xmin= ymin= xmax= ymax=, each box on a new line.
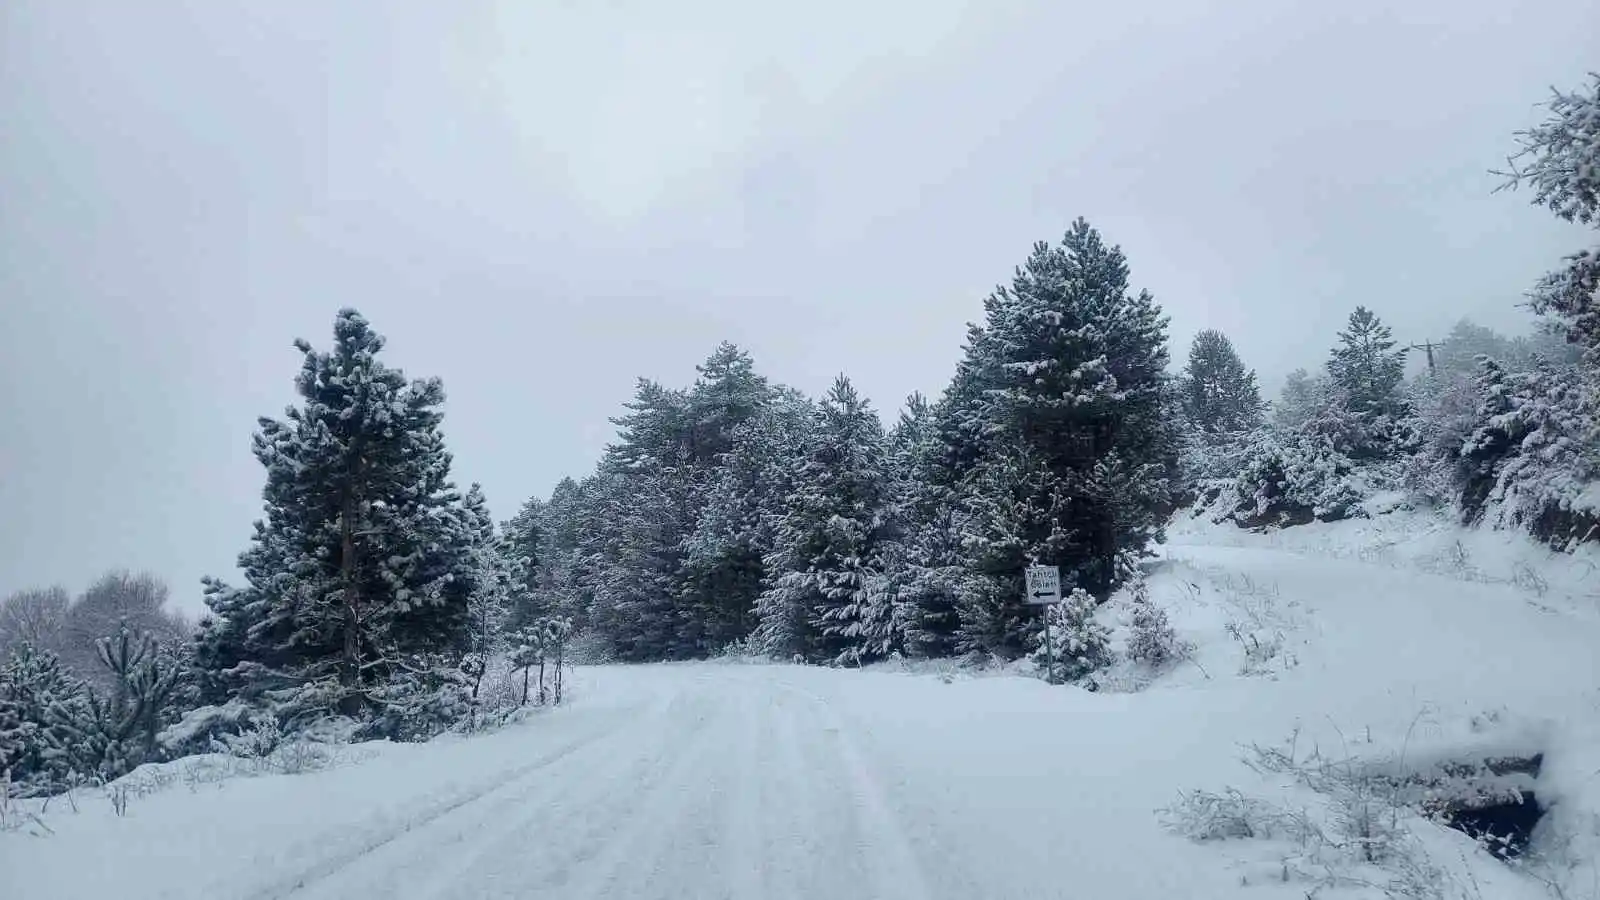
xmin=685 ymin=342 xmax=773 ymax=466
xmin=882 ymin=394 xmax=970 ymax=659
xmin=952 ymin=219 xmax=1175 ymax=660
xmin=757 ymin=377 xmax=895 ymax=663
xmin=460 ymin=484 xmax=510 ymax=664
xmin=194 ymin=310 xmax=474 ymax=722
xmin=583 ymin=380 xmax=697 ymax=661
xmin=1327 ymin=306 xmax=1409 ymax=419
xmin=680 ymin=389 xmax=812 ymax=654
xmin=1180 ymin=329 xmax=1264 ymax=435
xmin=500 ymin=494 xmax=547 ymax=629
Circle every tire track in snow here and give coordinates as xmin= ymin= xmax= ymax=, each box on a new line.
xmin=767 ymin=677 xmax=938 ymax=900
xmin=529 ymin=678 xmax=735 ymax=898
xmin=307 ymin=672 xmax=729 ymax=900
xmin=245 ymin=703 xmax=650 ymax=900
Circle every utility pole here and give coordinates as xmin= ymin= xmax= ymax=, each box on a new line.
xmin=1407 ymin=339 xmax=1445 ymax=374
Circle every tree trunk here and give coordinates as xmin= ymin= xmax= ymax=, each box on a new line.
xmin=553 ymin=645 xmax=564 ymax=705
xmin=338 ymin=455 xmax=365 ymax=718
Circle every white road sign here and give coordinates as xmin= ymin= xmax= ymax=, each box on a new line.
xmin=1024 ymin=565 xmax=1061 ymax=605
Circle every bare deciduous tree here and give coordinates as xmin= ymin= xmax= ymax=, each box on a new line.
xmin=0 ymin=586 xmax=71 ymax=659
xmin=59 ymin=572 xmax=188 ymax=689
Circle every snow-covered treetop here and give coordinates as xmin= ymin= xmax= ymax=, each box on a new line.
xmin=1501 ymin=73 xmax=1600 ymax=226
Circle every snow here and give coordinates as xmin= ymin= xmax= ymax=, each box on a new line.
xmin=6 ymin=514 xmax=1600 ymax=899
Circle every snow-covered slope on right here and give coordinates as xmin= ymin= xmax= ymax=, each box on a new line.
xmin=1115 ymin=507 xmax=1600 ymax=898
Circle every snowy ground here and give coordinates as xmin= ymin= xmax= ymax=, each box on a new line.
xmin=5 ymin=513 xmax=1599 ymax=899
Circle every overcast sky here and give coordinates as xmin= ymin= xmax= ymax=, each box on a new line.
xmin=2 ymin=0 xmax=1595 ymax=614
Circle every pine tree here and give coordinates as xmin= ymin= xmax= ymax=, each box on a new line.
xmin=1328 ymin=306 xmax=1410 ymax=422
xmin=1031 ymin=588 xmax=1112 ymax=683
xmin=0 ymin=644 xmax=90 ymax=793
xmin=196 ymin=309 xmax=474 ymax=724
xmin=962 ymin=220 xmax=1175 ymax=622
xmin=64 ymin=624 xmax=186 ymax=781
xmin=1180 ymin=330 xmax=1264 ymax=435
xmin=1126 ymin=574 xmax=1185 ymax=668
xmin=879 ymin=394 xmax=970 ymax=659
xmin=1500 ymin=72 xmax=1600 ymax=356
xmin=501 ymin=494 xmax=547 ymax=629
xmin=1273 ymin=368 xmax=1331 ymax=431
xmin=757 ymin=377 xmax=894 ymax=663
xmin=680 ymin=391 xmax=812 ymax=654
xmin=1455 ymin=358 xmax=1518 ymax=518
xmin=583 ymin=379 xmax=698 ymax=661
xmin=459 ymin=484 xmax=509 ymax=707
xmin=957 ymin=444 xmax=1074 ymax=659
xmin=685 ymin=342 xmax=773 ymax=466
xmin=1455 ymin=357 xmax=1597 ymax=545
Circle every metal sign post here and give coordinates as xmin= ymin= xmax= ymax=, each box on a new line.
xmin=1025 ymin=565 xmax=1062 ymax=684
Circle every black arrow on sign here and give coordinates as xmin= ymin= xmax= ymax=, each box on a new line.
xmin=1031 ymin=591 xmax=1054 ymax=598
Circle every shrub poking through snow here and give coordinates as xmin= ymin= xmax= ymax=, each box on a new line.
xmin=1125 ymin=576 xmax=1189 ymax=668
xmin=1031 ymin=588 xmax=1112 ymax=683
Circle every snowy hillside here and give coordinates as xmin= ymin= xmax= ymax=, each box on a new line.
xmin=4 ymin=513 xmax=1596 ymax=900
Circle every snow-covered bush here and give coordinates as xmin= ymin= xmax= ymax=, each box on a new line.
xmin=360 ymin=655 xmax=474 ymax=742
xmin=1453 ymin=359 xmax=1599 ymax=548
xmin=1031 ymin=589 xmax=1112 ymax=684
xmin=1125 ymin=577 xmax=1189 ymax=668
xmin=0 ymin=644 xmax=89 ymax=797
xmin=1232 ymin=433 xmax=1367 ymax=527
xmin=1160 ymin=786 xmax=1322 ymax=844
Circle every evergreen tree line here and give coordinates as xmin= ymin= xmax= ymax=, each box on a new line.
xmin=3 ymin=72 xmax=1595 ymax=797
xmin=533 ymin=218 xmax=1179 ymax=667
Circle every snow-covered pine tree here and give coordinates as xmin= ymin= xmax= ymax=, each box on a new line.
xmin=680 ymin=389 xmax=812 ymax=654
xmin=966 ymin=219 xmax=1176 ymax=609
xmin=64 ymin=623 xmax=186 ymax=781
xmin=1329 ymin=306 xmax=1409 ymax=417
xmin=957 ymin=443 xmax=1074 ymax=659
xmin=1455 ymin=357 xmax=1597 ymax=546
xmin=1177 ymin=330 xmax=1265 ymax=491
xmin=1180 ymin=329 xmax=1265 ymax=435
xmin=1030 ymin=588 xmax=1112 ymax=684
xmin=1126 ymin=573 xmax=1185 ymax=668
xmin=1454 ymin=357 xmax=1517 ymax=519
xmin=1499 ymin=72 xmax=1600 ymax=357
xmin=500 ymin=494 xmax=546 ymax=630
xmin=458 ymin=484 xmax=510 ymax=710
xmin=0 ymin=644 xmax=90 ymax=794
xmin=879 ymin=394 xmax=971 ymax=659
xmin=195 ymin=309 xmax=474 ymax=726
xmin=685 ymin=342 xmax=773 ymax=466
xmin=673 ymin=348 xmax=781 ymax=654
xmin=756 ymin=376 xmax=895 ymax=664
xmin=536 ymin=477 xmax=592 ymax=634
xmin=1273 ymin=368 xmax=1332 ymax=432
xmin=583 ymin=379 xmax=699 ymax=660
xmin=1325 ymin=306 xmax=1411 ymax=459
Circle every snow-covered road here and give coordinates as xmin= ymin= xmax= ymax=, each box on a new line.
xmin=272 ymin=670 xmax=964 ymax=900
xmin=7 ymin=528 xmax=1599 ymax=899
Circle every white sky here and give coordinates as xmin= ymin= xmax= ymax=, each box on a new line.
xmin=2 ymin=0 xmax=1595 ymax=613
